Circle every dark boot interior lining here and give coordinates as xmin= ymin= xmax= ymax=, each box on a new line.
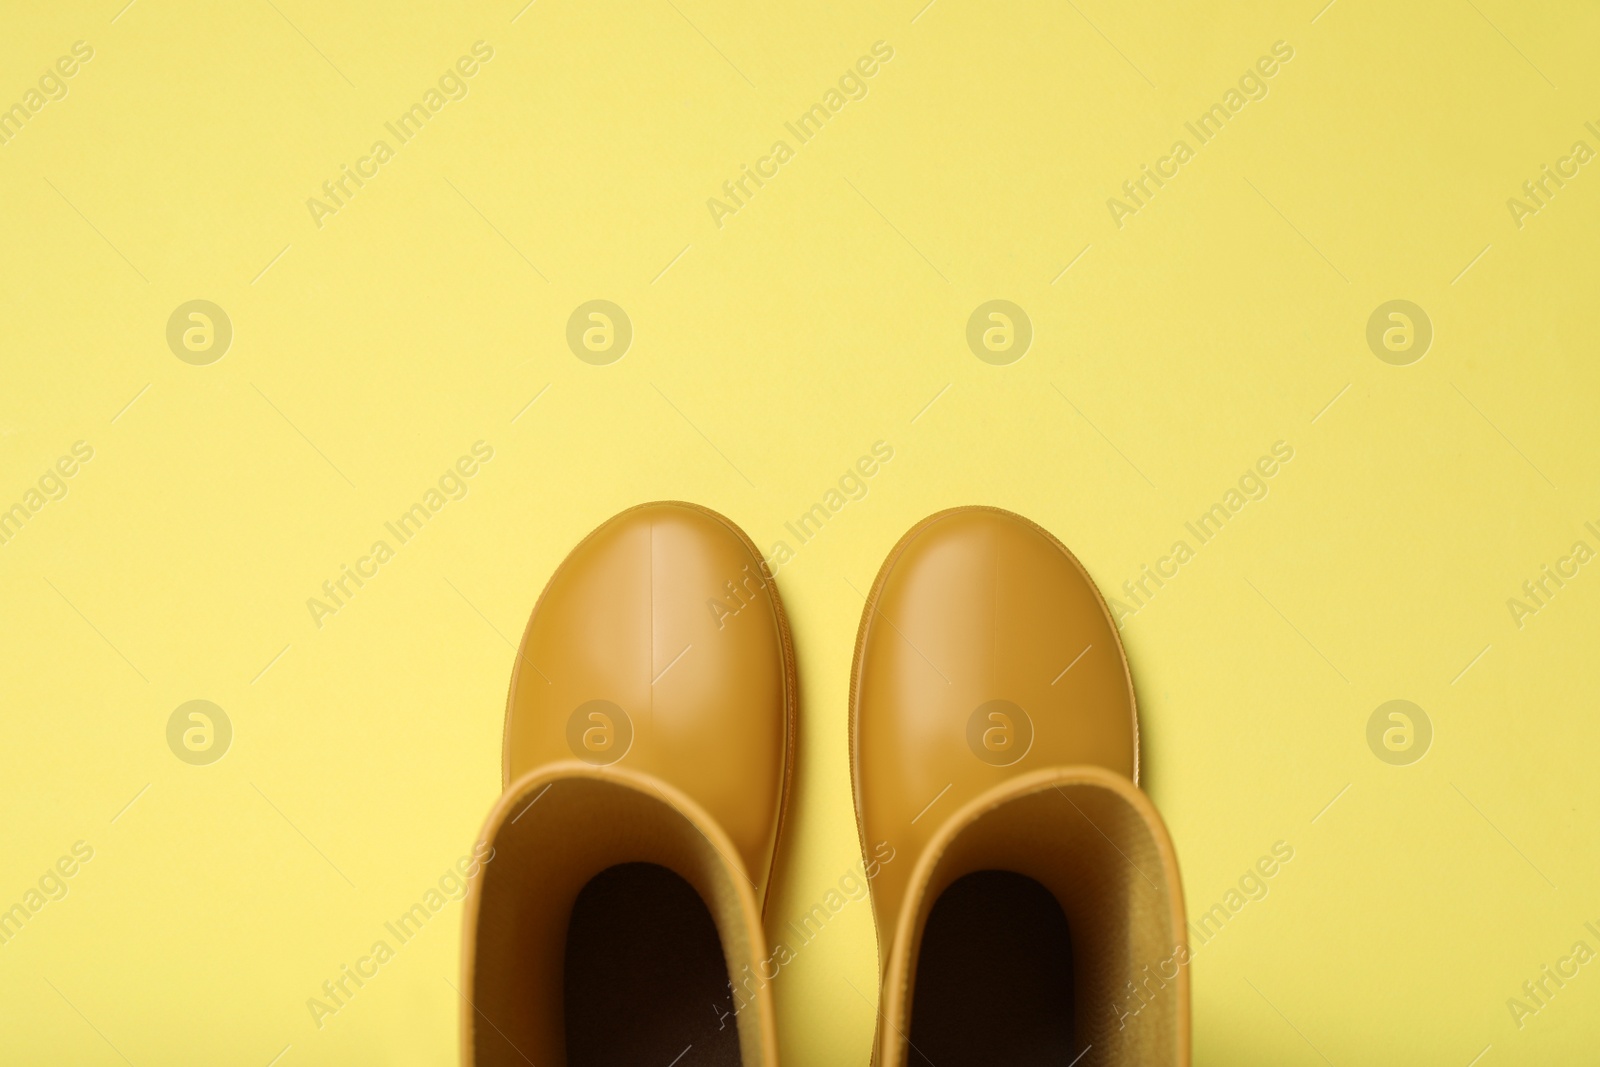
xmin=909 ymin=870 xmax=1077 ymax=1067
xmin=564 ymin=862 xmax=742 ymax=1067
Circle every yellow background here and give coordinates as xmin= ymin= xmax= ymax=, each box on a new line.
xmin=3 ymin=0 xmax=1598 ymax=1063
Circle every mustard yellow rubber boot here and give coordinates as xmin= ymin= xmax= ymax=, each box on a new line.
xmin=852 ymin=507 xmax=1189 ymax=1066
xmin=462 ymin=502 xmax=795 ymax=1066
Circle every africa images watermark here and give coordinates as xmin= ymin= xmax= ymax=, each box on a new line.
xmin=1505 ymin=918 xmax=1600 ymax=1031
xmin=306 ymin=441 xmax=495 ymax=628
xmin=713 ymin=840 xmax=897 ymax=1029
xmin=1106 ymin=40 xmax=1296 ymax=229
xmin=0 ymin=40 xmax=95 ymax=149
xmin=0 ymin=441 xmax=96 ymax=549
xmin=305 ymin=42 xmax=496 ymax=229
xmin=703 ymin=439 xmax=896 ymax=633
xmin=1111 ymin=440 xmax=1295 ymax=626
xmin=1505 ymin=119 xmax=1600 ymax=230
xmin=706 ymin=41 xmax=896 ymax=229
xmin=1504 ymin=518 xmax=1600 ymax=630
xmin=1111 ymin=840 xmax=1295 ymax=1031
xmin=305 ymin=844 xmax=494 ymax=1029
xmin=0 ymin=841 xmax=96 ymax=949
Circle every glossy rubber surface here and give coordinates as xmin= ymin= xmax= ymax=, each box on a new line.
xmin=504 ymin=501 xmax=795 ymax=904
xmin=851 ymin=506 xmax=1138 ymax=950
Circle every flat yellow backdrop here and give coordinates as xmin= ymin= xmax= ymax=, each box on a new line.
xmin=3 ymin=0 xmax=1598 ymax=1063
